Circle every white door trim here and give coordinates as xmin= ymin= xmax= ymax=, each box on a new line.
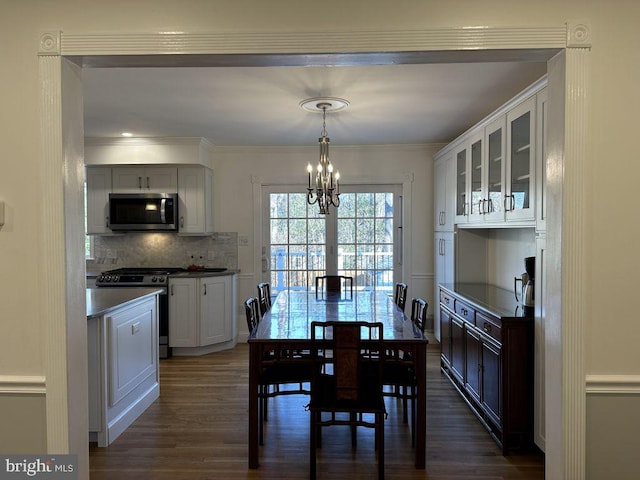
xmin=38 ymin=24 xmax=586 ymax=479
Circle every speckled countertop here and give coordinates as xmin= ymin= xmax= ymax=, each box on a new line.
xmin=86 ymin=287 xmax=163 ymax=319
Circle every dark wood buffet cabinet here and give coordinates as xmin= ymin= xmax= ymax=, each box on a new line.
xmin=439 ymin=283 xmax=535 ymax=454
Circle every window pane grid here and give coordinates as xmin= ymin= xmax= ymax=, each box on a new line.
xmin=269 ymin=188 xmax=395 ymax=296
xmin=337 ymin=192 xmax=394 ymax=293
xmin=270 ymin=193 xmax=326 ymax=295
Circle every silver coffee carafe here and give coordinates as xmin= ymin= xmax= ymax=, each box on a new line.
xmin=514 ymin=256 xmax=535 ymax=308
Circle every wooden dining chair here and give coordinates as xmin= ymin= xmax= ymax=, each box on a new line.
xmin=394 ymin=282 xmax=408 ymax=312
xmin=257 ymin=282 xmax=272 ymax=316
xmin=308 ymin=321 xmax=386 ymax=480
xmin=315 ymin=275 xmax=353 ymax=296
xmin=411 ymin=297 xmax=428 ymax=333
xmin=245 ymin=297 xmax=261 ymax=332
xmin=245 ymin=296 xmax=312 ymax=445
xmin=382 ymin=297 xmax=428 ymax=447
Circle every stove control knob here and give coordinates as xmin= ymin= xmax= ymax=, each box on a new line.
xmin=158 ymin=277 xmax=165 ymax=283
xmin=151 ymin=276 xmax=157 ymax=283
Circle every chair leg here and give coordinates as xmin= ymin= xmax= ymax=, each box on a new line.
xmin=402 ymin=385 xmax=408 ymax=424
xmin=350 ymin=412 xmax=357 ymax=448
xmin=410 ymin=385 xmax=416 ymax=448
xmin=258 ymin=385 xmax=265 ymax=446
xmin=263 ymin=385 xmax=269 ymax=422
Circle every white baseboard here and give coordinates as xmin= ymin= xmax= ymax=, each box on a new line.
xmin=102 ymin=382 xmax=159 ymax=447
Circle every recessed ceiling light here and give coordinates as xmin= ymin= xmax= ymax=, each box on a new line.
xmin=121 ymin=132 xmax=133 ymax=137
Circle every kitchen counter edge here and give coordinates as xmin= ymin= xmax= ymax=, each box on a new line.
xmin=169 ymin=269 xmax=239 ymax=278
xmin=86 ymin=287 xmax=164 ymax=319
xmin=439 ymin=282 xmax=533 ymax=319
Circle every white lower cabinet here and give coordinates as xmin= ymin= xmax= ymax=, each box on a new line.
xmin=169 ymin=274 xmax=237 ymax=353
xmin=88 ymin=295 xmax=159 ymax=447
xmin=434 ymin=231 xmax=455 ymax=342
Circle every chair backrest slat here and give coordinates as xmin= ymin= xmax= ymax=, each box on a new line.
xmin=244 ymin=297 xmax=260 ymax=335
xmin=394 ymin=282 xmax=408 ymax=312
xmin=257 ymin=282 xmax=272 ymax=316
xmin=410 ymin=297 xmax=428 ymax=333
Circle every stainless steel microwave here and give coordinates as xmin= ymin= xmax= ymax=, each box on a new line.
xmin=108 ymin=193 xmax=178 ymax=231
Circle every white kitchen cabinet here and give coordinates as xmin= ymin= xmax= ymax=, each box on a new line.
xmin=167 ymin=277 xmax=198 ymax=347
xmin=169 ymin=273 xmax=237 ymax=353
xmin=88 ymin=294 xmax=159 ymax=447
xmin=468 ymin=131 xmax=484 ymax=222
xmin=434 ymin=153 xmax=454 ymax=232
xmin=483 ymin=116 xmax=507 ymax=223
xmin=86 ymin=166 xmax=112 ymax=234
xmin=453 ymin=142 xmax=469 ymax=224
xmin=505 ymin=96 xmax=536 ymax=223
xmin=177 ymin=166 xmax=214 ymax=235
xmin=442 ymin=78 xmax=545 ymax=229
xmin=112 ymin=166 xmax=177 ymax=193
xmin=433 ymin=231 xmax=455 ymax=342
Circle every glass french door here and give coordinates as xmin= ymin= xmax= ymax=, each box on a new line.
xmin=263 ymin=185 xmax=401 ymax=296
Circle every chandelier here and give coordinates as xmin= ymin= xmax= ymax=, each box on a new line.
xmin=300 ymin=97 xmax=349 ymax=214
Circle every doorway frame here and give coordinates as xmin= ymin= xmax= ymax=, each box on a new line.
xmin=38 ymin=24 xmax=589 ymax=479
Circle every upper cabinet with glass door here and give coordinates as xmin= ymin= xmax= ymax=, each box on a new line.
xmin=454 ymin=142 xmax=469 ymax=224
xmin=483 ymin=116 xmax=506 ymax=223
xmin=505 ymin=96 xmax=536 ymax=222
xmin=436 ymin=76 xmax=546 ymax=228
xmin=468 ymin=132 xmax=484 ymax=223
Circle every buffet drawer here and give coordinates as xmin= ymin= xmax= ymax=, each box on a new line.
xmin=440 ymin=290 xmax=454 ymax=310
xmin=477 ymin=311 xmax=502 ymax=343
xmin=455 ymin=300 xmax=475 ymax=325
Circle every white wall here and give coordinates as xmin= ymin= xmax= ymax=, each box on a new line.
xmin=2 ymin=1 xmax=640 ymax=479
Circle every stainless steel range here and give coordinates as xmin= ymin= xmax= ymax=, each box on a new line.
xmin=96 ymin=267 xmax=184 ymax=358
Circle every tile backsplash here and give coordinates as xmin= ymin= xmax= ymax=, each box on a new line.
xmin=88 ymin=232 xmax=238 ymax=272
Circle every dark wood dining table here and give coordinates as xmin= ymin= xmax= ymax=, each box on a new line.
xmin=247 ymin=289 xmax=428 ymax=469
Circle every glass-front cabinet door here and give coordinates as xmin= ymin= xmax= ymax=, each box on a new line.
xmin=468 ymin=133 xmax=484 ymax=222
xmin=505 ymin=96 xmax=536 ymax=222
xmin=454 ymin=142 xmax=468 ymax=224
xmin=484 ymin=116 xmax=506 ymax=223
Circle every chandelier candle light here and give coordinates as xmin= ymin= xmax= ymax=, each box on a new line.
xmin=300 ymin=97 xmax=349 ymax=214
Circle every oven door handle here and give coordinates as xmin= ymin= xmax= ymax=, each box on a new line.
xmin=160 ymin=198 xmax=167 ymax=223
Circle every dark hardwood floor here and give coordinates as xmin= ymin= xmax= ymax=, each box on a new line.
xmin=89 ymin=340 xmax=544 ymax=479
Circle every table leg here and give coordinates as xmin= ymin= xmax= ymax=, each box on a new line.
xmin=414 ymin=344 xmax=427 ymax=468
xmin=248 ymin=343 xmax=259 ymax=469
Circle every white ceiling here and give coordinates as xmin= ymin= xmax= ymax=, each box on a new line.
xmin=82 ymin=61 xmax=547 ymax=147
